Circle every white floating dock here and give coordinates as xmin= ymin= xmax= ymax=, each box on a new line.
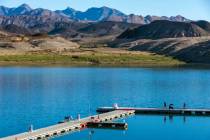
xmin=97 ymin=107 xmax=210 ymax=116
xmin=1 ymin=110 xmax=135 ymax=140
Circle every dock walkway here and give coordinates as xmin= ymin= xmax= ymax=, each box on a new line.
xmin=97 ymin=107 xmax=210 ymax=116
xmin=1 ymin=110 xmax=134 ymax=140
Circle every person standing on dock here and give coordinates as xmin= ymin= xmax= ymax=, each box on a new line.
xmin=183 ymin=103 xmax=186 ymax=109
xmin=164 ymin=102 xmax=167 ymax=108
xmin=169 ymin=104 xmax=174 ymax=110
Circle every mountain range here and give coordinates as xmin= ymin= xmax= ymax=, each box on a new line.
xmin=0 ymin=4 xmax=189 ymax=24
xmin=0 ymin=4 xmax=210 ymax=40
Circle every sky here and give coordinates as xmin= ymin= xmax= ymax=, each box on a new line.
xmin=0 ymin=0 xmax=210 ymax=21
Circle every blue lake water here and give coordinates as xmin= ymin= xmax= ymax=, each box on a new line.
xmin=0 ymin=67 xmax=210 ymax=140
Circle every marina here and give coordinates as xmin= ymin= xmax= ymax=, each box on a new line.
xmin=0 ymin=110 xmax=134 ymax=140
xmin=1 ymin=67 xmax=210 ymax=140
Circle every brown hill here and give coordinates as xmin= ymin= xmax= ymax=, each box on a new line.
xmin=48 ymin=22 xmax=88 ymax=38
xmin=113 ymin=36 xmax=210 ymax=64
xmin=118 ymin=20 xmax=210 ymax=39
xmin=0 ymin=35 xmax=79 ymax=52
xmin=192 ymin=20 xmax=210 ymax=33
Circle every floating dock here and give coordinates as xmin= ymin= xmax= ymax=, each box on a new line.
xmin=0 ymin=110 xmax=134 ymax=140
xmin=97 ymin=107 xmax=210 ymax=116
xmin=87 ymin=122 xmax=128 ymax=130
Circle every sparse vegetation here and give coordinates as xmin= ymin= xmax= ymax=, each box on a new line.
xmin=0 ymin=51 xmax=184 ymax=66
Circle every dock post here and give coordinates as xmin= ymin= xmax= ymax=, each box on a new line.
xmin=29 ymin=125 xmax=33 ymax=132
xmin=77 ymin=114 xmax=81 ymax=120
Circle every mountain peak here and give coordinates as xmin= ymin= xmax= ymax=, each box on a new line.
xmin=7 ymin=3 xmax=33 ymax=15
xmin=55 ymin=7 xmax=78 ymax=18
xmin=18 ymin=3 xmax=32 ymax=10
xmin=170 ymin=15 xmax=189 ymax=22
xmin=100 ymin=6 xmax=112 ymax=10
xmin=65 ymin=7 xmax=75 ymax=11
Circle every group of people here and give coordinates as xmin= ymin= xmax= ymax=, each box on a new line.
xmin=164 ymin=102 xmax=186 ymax=109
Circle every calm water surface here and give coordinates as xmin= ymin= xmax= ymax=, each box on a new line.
xmin=0 ymin=67 xmax=210 ymax=140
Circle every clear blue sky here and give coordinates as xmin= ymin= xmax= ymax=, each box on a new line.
xmin=0 ymin=0 xmax=210 ymax=21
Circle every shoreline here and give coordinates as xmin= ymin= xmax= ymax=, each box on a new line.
xmin=0 ymin=55 xmax=184 ymax=68
xmin=0 ymin=63 xmax=210 ymax=69
xmin=0 ymin=60 xmax=209 ymax=69
xmin=0 ymin=49 xmax=208 ymax=68
xmin=0 ymin=51 xmax=185 ymax=67
xmin=0 ymin=61 xmax=185 ymax=67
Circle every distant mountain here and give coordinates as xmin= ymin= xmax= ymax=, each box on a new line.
xmin=0 ymin=4 xmax=208 ymax=37
xmin=0 ymin=4 xmax=32 ymax=16
xmin=0 ymin=6 xmax=9 ymax=16
xmin=103 ymin=14 xmax=145 ymax=24
xmin=11 ymin=4 xmax=32 ymax=15
xmin=0 ymin=4 xmax=190 ymax=25
xmin=77 ymin=6 xmax=125 ymax=21
xmin=143 ymin=15 xmax=189 ymax=24
xmin=78 ymin=21 xmax=140 ymax=36
xmin=0 ymin=4 xmax=68 ymax=18
xmin=56 ymin=6 xmax=126 ymax=22
xmin=104 ymin=15 xmax=189 ymax=24
xmin=56 ymin=6 xmax=189 ymax=24
xmin=0 ymin=12 xmax=72 ymax=34
xmin=118 ymin=20 xmax=210 ymax=39
xmin=0 ymin=4 xmax=73 ymax=35
xmin=55 ymin=7 xmax=78 ymax=19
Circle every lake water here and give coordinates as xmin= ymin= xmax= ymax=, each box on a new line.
xmin=1 ymin=67 xmax=210 ymax=140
